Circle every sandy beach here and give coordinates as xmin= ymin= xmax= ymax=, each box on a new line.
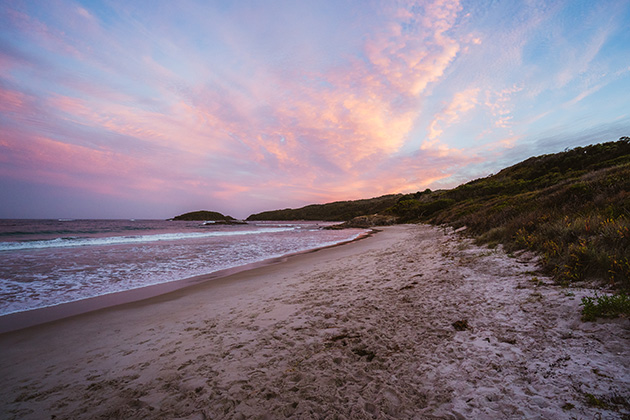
xmin=1 ymin=224 xmax=628 ymax=419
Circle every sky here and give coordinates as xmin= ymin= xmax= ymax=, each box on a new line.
xmin=1 ymin=0 xmax=629 ymax=219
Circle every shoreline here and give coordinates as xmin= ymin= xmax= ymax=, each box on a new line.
xmin=0 ymin=228 xmax=374 ymax=334
xmin=1 ymin=224 xmax=628 ymax=419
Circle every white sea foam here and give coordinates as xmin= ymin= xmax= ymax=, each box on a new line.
xmin=0 ymin=220 xmax=367 ymax=316
xmin=0 ymin=227 xmax=296 ymax=251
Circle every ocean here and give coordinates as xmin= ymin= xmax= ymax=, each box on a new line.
xmin=0 ymin=219 xmax=367 ymax=316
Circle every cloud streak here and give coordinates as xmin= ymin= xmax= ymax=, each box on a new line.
xmin=1 ymin=0 xmax=629 ymax=218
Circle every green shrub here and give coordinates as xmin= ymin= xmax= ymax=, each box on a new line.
xmin=388 ymin=138 xmax=630 ymax=291
xmin=581 ymin=293 xmax=630 ymax=321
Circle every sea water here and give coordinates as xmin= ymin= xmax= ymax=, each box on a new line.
xmin=0 ymin=219 xmax=366 ymax=316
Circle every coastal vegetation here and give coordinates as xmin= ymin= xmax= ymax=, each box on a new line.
xmin=581 ymin=293 xmax=630 ymax=321
xmin=386 ymin=138 xmax=630 ymax=292
xmin=246 ymin=138 xmax=630 ymax=296
xmin=246 ymin=194 xmax=401 ymax=221
xmin=181 ymin=138 xmax=629 ymax=305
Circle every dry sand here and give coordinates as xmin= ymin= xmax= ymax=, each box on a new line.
xmin=0 ymin=224 xmax=628 ymax=419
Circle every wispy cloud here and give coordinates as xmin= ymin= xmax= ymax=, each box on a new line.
xmin=1 ymin=0 xmax=629 ymax=218
xmin=424 ymin=88 xmax=480 ymax=148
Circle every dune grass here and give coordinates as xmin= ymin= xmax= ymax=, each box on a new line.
xmin=388 ymin=138 xmax=630 ymax=290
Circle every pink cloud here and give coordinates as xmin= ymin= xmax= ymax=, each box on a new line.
xmin=212 ymin=0 xmax=475 ymax=203
xmin=0 ymin=88 xmax=28 ymax=112
xmin=365 ymin=0 xmax=462 ymax=97
xmin=201 ymin=0 xmax=468 ymax=185
xmin=1 ymin=0 xmax=496 ymax=214
xmin=0 ymin=123 xmax=204 ymax=200
xmin=0 ymin=134 xmax=130 ymax=196
xmin=47 ymin=93 xmax=245 ymax=161
xmin=5 ymin=7 xmax=83 ymax=59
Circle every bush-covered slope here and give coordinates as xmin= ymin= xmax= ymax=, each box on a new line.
xmin=388 ymin=138 xmax=630 ymax=289
xmin=246 ymin=194 xmax=402 ymax=221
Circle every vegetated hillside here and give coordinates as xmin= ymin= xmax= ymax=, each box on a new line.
xmin=246 ymin=194 xmax=402 ymax=221
xmin=387 ymin=137 xmax=630 ymax=289
xmin=172 ymin=210 xmax=235 ymax=221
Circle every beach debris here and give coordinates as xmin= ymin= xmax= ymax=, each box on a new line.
xmin=352 ymin=347 xmax=376 ymax=361
xmin=452 ymin=319 xmax=469 ymax=331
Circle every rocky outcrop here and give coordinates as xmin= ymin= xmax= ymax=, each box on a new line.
xmin=171 ymin=211 xmax=245 ymax=224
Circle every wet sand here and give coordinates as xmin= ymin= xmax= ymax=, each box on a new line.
xmin=1 ymin=224 xmax=628 ymax=419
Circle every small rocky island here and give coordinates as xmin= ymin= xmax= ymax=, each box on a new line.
xmin=171 ymin=210 xmax=247 ymax=224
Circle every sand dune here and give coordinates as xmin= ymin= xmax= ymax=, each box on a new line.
xmin=1 ymin=224 xmax=628 ymax=419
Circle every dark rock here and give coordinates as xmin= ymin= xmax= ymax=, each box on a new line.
xmin=172 ymin=210 xmax=246 ymax=224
